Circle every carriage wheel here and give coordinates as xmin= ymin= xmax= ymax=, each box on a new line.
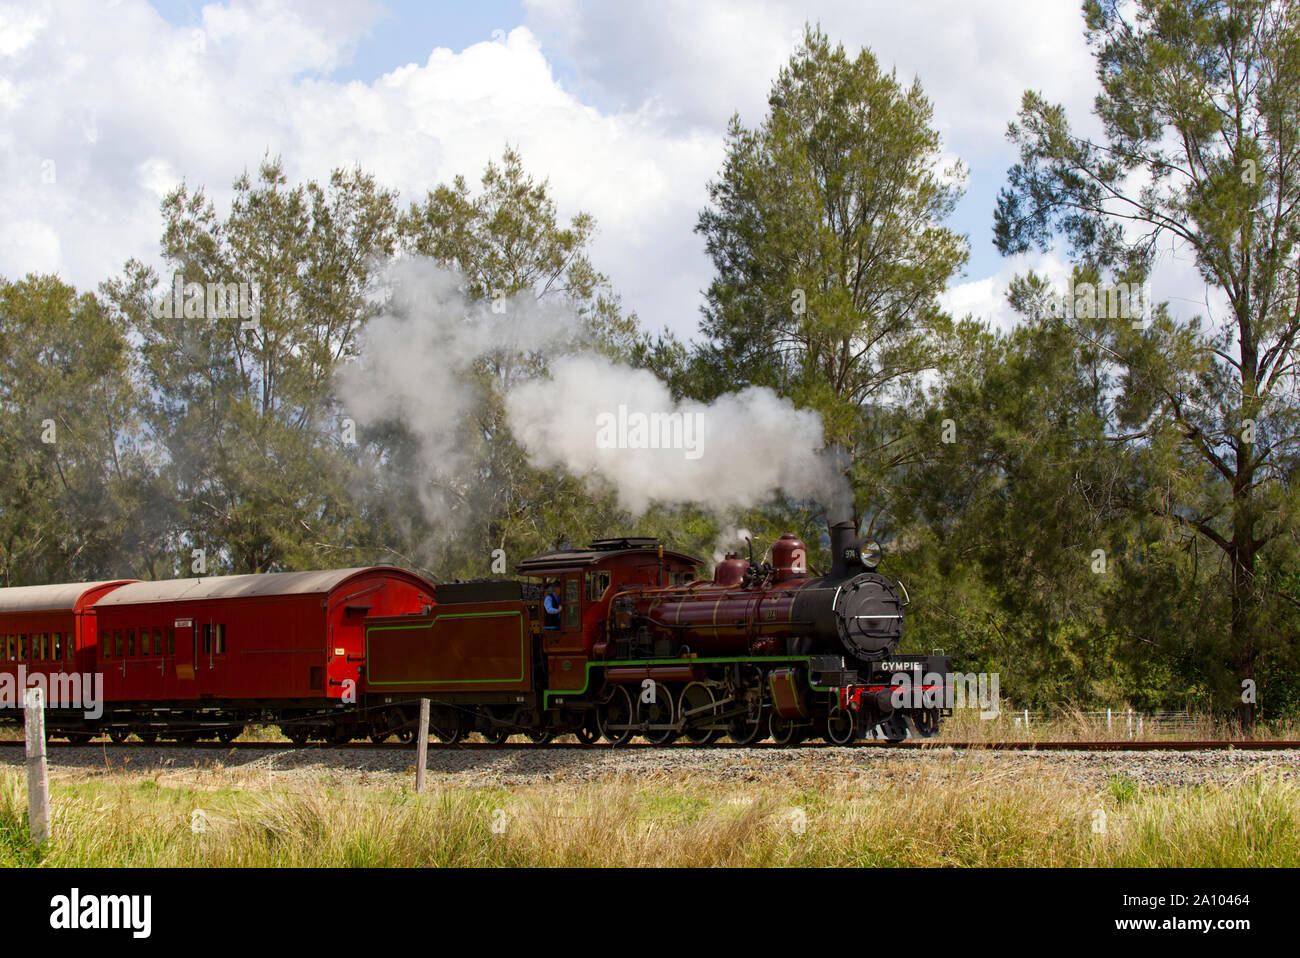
xmin=482 ymin=723 xmax=511 ymax=745
xmin=431 ymin=712 xmax=465 ymax=744
xmin=108 ymin=728 xmax=129 ymax=744
xmin=283 ymin=726 xmax=310 ymax=746
xmin=137 ymin=731 xmax=158 ymax=744
xmin=217 ymin=725 xmax=243 ymax=745
xmin=597 ymin=686 xmax=635 ymax=746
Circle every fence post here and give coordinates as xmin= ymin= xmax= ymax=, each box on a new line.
xmin=1023 ymin=708 xmax=1029 ymax=728
xmin=25 ymin=687 xmax=49 ymax=846
xmin=1127 ymin=707 xmax=1133 ymax=739
xmin=415 ymin=698 xmax=430 ymax=794
xmin=1107 ymin=707 xmax=1112 ymax=733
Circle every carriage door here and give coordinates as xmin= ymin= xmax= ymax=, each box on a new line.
xmin=173 ymin=618 xmax=196 ymax=688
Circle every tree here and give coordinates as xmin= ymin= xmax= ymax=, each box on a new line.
xmin=894 ymin=273 xmax=1227 ymax=709
xmin=995 ymin=0 xmax=1300 ymax=720
xmin=0 ymin=274 xmax=154 ymax=583
xmin=694 ymin=25 xmax=968 ymax=533
xmin=103 ymin=158 xmax=401 ymax=574
xmin=389 ymin=147 xmax=641 ymax=577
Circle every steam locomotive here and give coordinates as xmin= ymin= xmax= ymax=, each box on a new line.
xmin=0 ymin=524 xmax=950 ymax=744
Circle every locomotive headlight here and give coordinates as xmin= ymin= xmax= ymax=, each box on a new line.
xmin=862 ymin=540 xmax=883 ymax=569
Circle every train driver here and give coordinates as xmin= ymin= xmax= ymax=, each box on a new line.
xmin=543 ymin=582 xmax=562 ymax=630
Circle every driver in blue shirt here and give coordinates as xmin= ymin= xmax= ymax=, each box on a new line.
xmin=543 ymin=582 xmax=562 ymax=630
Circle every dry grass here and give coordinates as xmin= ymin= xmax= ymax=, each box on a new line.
xmin=933 ymin=706 xmax=1300 ymax=743
xmin=0 ymin=759 xmax=1294 ymax=867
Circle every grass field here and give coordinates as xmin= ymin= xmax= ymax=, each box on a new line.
xmin=1 ymin=760 xmax=1295 ymax=867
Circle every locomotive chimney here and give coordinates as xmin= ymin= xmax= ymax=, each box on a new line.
xmin=828 ymin=520 xmax=862 ymax=579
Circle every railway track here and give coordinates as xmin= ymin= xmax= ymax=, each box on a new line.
xmin=1 ymin=739 xmax=1297 ymax=752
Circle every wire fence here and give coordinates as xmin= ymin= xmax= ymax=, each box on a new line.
xmin=1004 ymin=708 xmax=1198 ymax=736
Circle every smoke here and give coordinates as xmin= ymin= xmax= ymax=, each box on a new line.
xmin=337 ymin=258 xmax=853 ymax=533
xmin=335 ymin=258 xmax=579 ymax=528
xmin=711 ymin=527 xmax=753 ymax=566
xmin=504 ymin=355 xmax=853 ymax=517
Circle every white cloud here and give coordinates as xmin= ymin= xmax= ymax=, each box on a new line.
xmin=0 ymin=0 xmax=719 ymax=336
xmin=0 ymin=0 xmax=1215 ymax=344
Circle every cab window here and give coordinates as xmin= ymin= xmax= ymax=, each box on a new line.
xmin=586 ymin=570 xmax=611 ymax=602
xmin=564 ymin=577 xmax=580 ymax=629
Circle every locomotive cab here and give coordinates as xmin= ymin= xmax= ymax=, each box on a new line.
xmin=516 ymin=538 xmax=701 ymax=691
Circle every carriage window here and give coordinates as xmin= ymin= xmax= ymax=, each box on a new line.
xmin=153 ymin=628 xmax=162 ymax=654
xmin=53 ymin=633 xmax=61 ymax=660
xmin=65 ymin=632 xmax=73 ymax=660
xmin=101 ymin=631 xmax=110 ymax=657
xmin=114 ymin=631 xmax=123 ymax=657
xmin=127 ymin=629 xmax=135 ymax=656
xmin=586 ymin=571 xmax=611 ymax=602
xmin=3 ymin=635 xmax=9 ymax=660
xmin=214 ymin=624 xmax=226 ymax=654
xmin=166 ymin=627 xmax=175 ymax=655
xmin=19 ymin=635 xmax=27 ymax=660
xmin=38 ymin=633 xmax=46 ymax=659
xmin=202 ymin=624 xmax=212 ymax=654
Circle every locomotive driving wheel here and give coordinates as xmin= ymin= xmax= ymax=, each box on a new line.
xmin=526 ymin=728 xmax=554 ymax=744
xmin=598 ymin=686 xmax=635 ymax=746
xmin=679 ymin=682 xmax=722 ymax=745
xmin=637 ymin=685 xmax=677 ymax=745
xmin=727 ymin=664 xmax=766 ymax=745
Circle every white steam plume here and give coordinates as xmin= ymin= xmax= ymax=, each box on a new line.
xmin=336 ymin=258 xmax=578 ymax=527
xmin=338 ymin=258 xmax=853 ymax=529
xmin=504 ymin=355 xmax=852 ymax=516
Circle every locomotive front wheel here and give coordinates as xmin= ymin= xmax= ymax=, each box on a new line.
xmin=598 ymin=686 xmax=635 ymax=746
xmin=824 ymin=706 xmax=855 ymax=745
xmin=727 ymin=715 xmax=764 ymax=745
xmin=769 ymin=713 xmax=804 ymax=746
xmin=912 ymin=709 xmax=940 ymax=738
